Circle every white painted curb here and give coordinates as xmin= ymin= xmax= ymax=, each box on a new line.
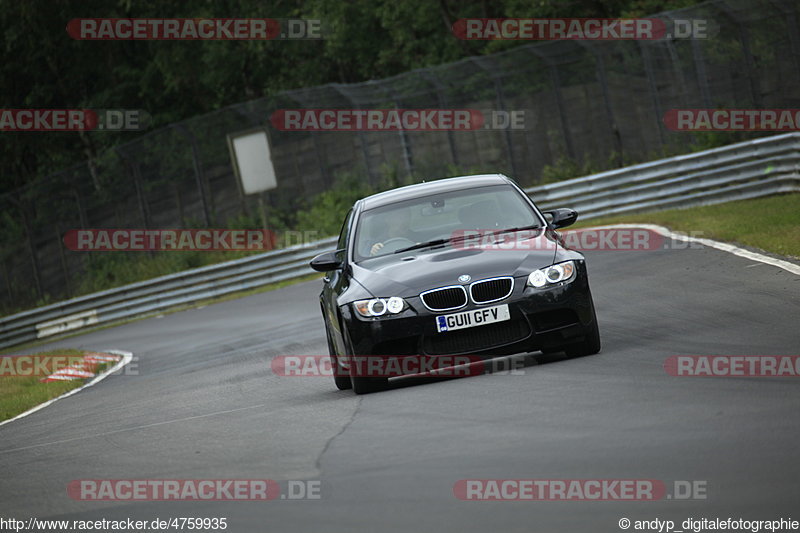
xmin=0 ymin=349 xmax=133 ymax=428
xmin=587 ymin=224 xmax=800 ymax=276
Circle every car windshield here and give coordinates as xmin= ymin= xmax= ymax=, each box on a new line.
xmin=353 ymin=184 xmax=541 ymax=261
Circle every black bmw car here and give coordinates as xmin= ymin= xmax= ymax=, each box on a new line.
xmin=310 ymin=174 xmax=600 ymax=394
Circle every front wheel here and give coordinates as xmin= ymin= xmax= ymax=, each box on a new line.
xmin=350 ymin=375 xmax=389 ymax=395
xmin=338 ymin=318 xmax=389 ymax=394
xmin=332 ymin=355 xmax=355 ymax=390
xmin=341 ymin=326 xmax=388 ymax=394
xmin=325 ymin=324 xmax=352 ymax=390
xmin=564 ymin=298 xmax=601 ymax=357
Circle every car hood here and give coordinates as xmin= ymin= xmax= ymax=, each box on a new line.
xmin=349 ymin=231 xmax=560 ymax=298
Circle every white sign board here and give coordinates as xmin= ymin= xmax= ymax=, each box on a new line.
xmin=228 ymin=129 xmax=277 ymax=195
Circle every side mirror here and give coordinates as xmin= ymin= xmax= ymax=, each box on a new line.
xmin=544 ymin=208 xmax=578 ymax=229
xmin=310 ymin=250 xmax=343 ymax=272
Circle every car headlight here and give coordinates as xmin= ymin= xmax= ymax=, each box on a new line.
xmin=353 ymin=297 xmax=406 ymax=317
xmin=527 ymin=260 xmax=576 ymax=288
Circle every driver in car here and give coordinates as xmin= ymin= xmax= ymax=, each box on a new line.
xmin=365 ymin=208 xmax=422 ymax=257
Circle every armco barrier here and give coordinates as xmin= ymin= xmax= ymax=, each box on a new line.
xmin=0 ymin=237 xmax=337 ymax=350
xmin=1 ymin=133 xmax=799 ymax=350
xmin=524 ymin=132 xmax=800 ymax=216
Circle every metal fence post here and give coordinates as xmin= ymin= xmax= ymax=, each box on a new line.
xmin=690 ymin=39 xmax=713 ymax=108
xmin=330 ymin=84 xmax=377 ymax=187
xmin=55 ymin=224 xmax=71 ymax=297
xmin=767 ymin=0 xmax=800 ymax=74
xmin=639 ymin=42 xmax=666 ymax=145
xmin=470 ymin=57 xmax=518 ymax=178
xmin=376 ymin=82 xmax=414 ymax=180
xmin=174 ymin=125 xmax=212 ymax=226
xmin=578 ymin=43 xmax=623 ymax=166
xmin=528 ymin=47 xmax=576 ymax=160
xmin=419 ymin=70 xmax=460 ymax=169
xmin=285 ymin=92 xmax=333 ymax=190
xmin=116 ymin=148 xmax=151 ymax=229
xmin=717 ymin=3 xmax=763 ymax=107
xmin=18 ymin=196 xmax=43 ymax=299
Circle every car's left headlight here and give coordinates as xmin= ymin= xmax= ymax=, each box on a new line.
xmin=353 ymin=297 xmax=406 ymax=317
xmin=527 ymin=260 xmax=576 ymax=288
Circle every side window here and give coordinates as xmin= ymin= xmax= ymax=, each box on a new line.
xmin=337 ymin=209 xmax=353 ymax=251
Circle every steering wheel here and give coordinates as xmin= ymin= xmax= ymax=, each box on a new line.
xmin=379 ymin=237 xmax=415 ymax=253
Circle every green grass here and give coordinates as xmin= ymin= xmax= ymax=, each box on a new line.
xmin=0 ymin=349 xmax=112 ymax=422
xmin=74 ymin=249 xmax=260 ymax=294
xmin=574 ymin=193 xmax=800 ymax=259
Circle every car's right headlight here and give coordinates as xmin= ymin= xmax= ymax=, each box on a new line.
xmin=353 ymin=297 xmax=406 ymax=317
xmin=527 ymin=260 xmax=576 ymax=288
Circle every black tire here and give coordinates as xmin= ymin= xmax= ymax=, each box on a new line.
xmin=564 ymin=299 xmax=601 ymax=357
xmin=340 ymin=326 xmax=388 ymax=394
xmin=325 ymin=324 xmax=352 ymax=390
xmin=350 ymin=375 xmax=389 ymax=395
xmin=540 ymin=346 xmax=563 ymax=354
xmin=332 ymin=355 xmax=354 ymax=390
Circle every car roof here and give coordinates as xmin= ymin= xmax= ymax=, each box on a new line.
xmin=359 ymin=174 xmax=513 ymax=211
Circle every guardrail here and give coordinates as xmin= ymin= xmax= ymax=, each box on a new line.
xmin=524 ymin=132 xmax=800 ymax=217
xmin=2 ymin=133 xmax=799 ymax=350
xmin=0 ymin=237 xmax=337 ymax=350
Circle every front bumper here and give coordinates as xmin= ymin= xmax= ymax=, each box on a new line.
xmin=341 ymin=261 xmax=596 ymax=360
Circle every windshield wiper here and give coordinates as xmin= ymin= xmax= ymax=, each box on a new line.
xmin=394 ymin=233 xmax=479 ymax=253
xmin=393 ymin=224 xmax=542 ymax=254
xmin=394 ymin=237 xmax=453 ymax=254
xmin=486 ymin=224 xmax=542 ymax=239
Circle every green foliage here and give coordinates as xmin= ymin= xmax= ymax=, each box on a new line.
xmin=539 ymin=153 xmax=619 ymax=184
xmin=1 ymin=0 xmax=723 ymax=314
xmin=74 ymin=252 xmax=217 ymax=296
xmin=688 ymin=132 xmax=749 ymax=153
xmin=295 ymin=172 xmax=376 ymax=237
xmin=540 ymin=156 xmax=587 ymax=184
xmin=0 ymin=0 xmax=708 ymax=196
xmin=540 ymin=130 xmax=757 ymax=184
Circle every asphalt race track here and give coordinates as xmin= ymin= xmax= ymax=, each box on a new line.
xmin=1 ymin=234 xmax=799 ymax=532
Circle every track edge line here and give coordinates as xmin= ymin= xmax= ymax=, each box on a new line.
xmin=0 ymin=349 xmax=133 ymax=428
xmin=586 ymin=223 xmax=800 ymax=276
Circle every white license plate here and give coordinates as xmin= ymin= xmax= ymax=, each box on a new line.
xmin=436 ymin=304 xmax=510 ymax=333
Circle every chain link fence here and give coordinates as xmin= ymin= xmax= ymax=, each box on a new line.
xmin=2 ymin=0 xmax=799 ymax=314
